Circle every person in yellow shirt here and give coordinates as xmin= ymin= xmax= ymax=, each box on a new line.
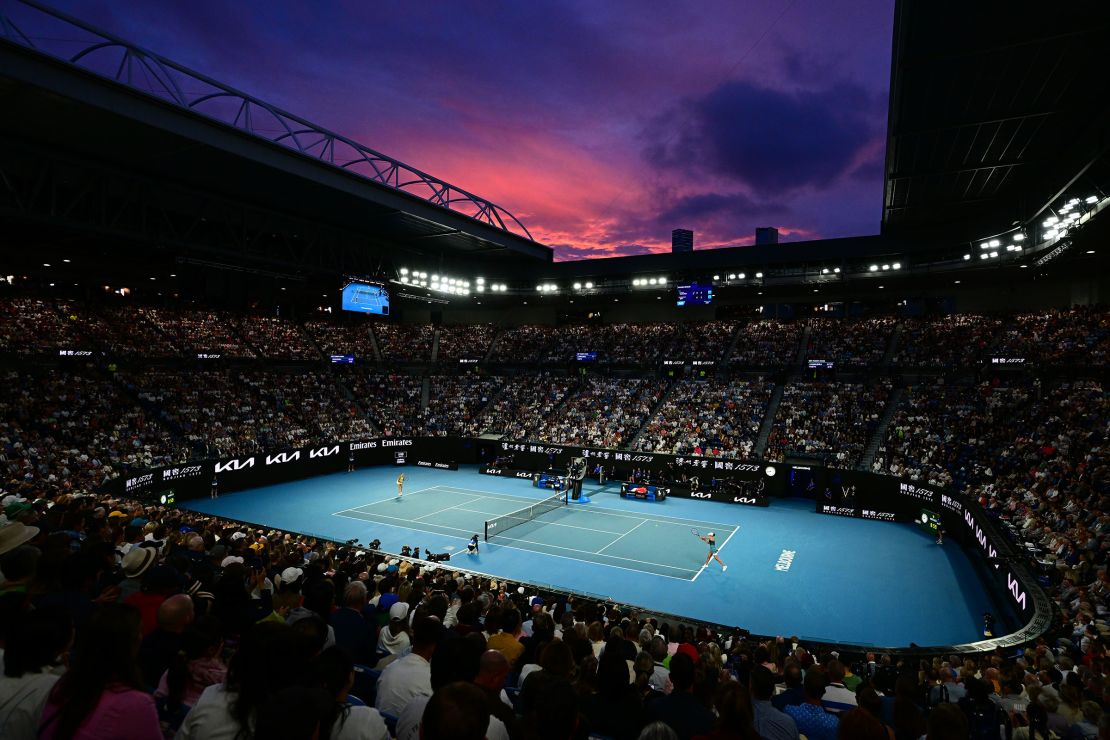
xmin=396 ymin=472 xmax=405 ymax=497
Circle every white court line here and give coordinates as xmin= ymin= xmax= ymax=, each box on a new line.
xmin=331 ymin=486 xmax=442 ymax=516
xmin=332 ymin=509 xmax=697 ymax=576
xmin=413 ymin=495 xmax=484 ymax=522
xmin=715 ymin=526 xmax=739 ymax=557
xmin=597 ymin=519 xmax=647 ymax=554
xmin=332 ymin=510 xmax=696 ymax=582
xmin=430 ymin=483 xmax=737 ymax=530
xmin=692 ymin=527 xmax=738 ymax=581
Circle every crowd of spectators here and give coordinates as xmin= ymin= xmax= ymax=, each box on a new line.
xmin=876 ymin=380 xmax=1034 ymax=488
xmin=533 ymin=378 xmax=667 ymax=449
xmin=4 ymin=482 xmax=1110 ymax=740
xmin=993 ymin=308 xmax=1110 ymax=367
xmin=373 ymin=325 xmax=435 ymax=363
xmin=730 ymin=321 xmax=805 ymax=367
xmin=893 ymin=314 xmax=1002 ymax=369
xmin=435 ymin=324 xmax=497 ymax=362
xmin=304 ymin=320 xmax=378 ymax=359
xmin=765 ymin=381 xmax=893 ymax=465
xmin=660 ymin=321 xmax=737 ymax=362
xmin=142 ymin=308 xmax=257 ymax=358
xmin=805 ymin=317 xmax=898 ymax=368
xmin=346 ymin=373 xmax=424 ymax=438
xmin=635 ymin=379 xmax=773 ymax=459
xmin=421 ymin=376 xmax=503 ymax=437
xmin=0 ymin=298 xmax=85 ymax=355
xmin=490 ymin=325 xmax=553 ymax=364
xmin=477 ymin=374 xmax=579 ymax=440
xmin=236 ymin=316 xmax=319 ymax=360
xmin=4 ymin=298 xmax=1110 ymax=372
xmin=0 ymin=367 xmax=179 ymax=497
xmin=2 ymin=302 xmax=1110 ymax=738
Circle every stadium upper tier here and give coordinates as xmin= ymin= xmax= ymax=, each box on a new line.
xmin=0 ymin=299 xmax=1107 ymax=368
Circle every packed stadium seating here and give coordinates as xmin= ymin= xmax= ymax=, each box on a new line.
xmin=2 ymin=298 xmax=1109 ymax=740
xmin=635 ymin=378 xmax=773 ymax=458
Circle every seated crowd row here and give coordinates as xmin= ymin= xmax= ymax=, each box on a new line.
xmin=1 ymin=487 xmax=1108 ymax=740
xmin=2 ymin=298 xmax=1107 ymax=367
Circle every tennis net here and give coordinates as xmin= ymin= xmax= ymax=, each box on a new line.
xmin=484 ymin=488 xmax=569 ymax=541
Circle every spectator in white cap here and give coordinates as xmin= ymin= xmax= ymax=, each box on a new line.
xmin=378 ymin=602 xmax=412 ymax=660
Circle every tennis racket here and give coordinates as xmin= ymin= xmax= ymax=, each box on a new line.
xmin=691 ymin=528 xmax=700 ymax=537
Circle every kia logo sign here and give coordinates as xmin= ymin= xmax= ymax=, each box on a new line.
xmin=215 ymin=457 xmax=255 ymax=473
xmin=266 ymin=451 xmax=301 ymax=465
xmin=690 ymin=491 xmax=712 ymax=499
xmin=309 ymin=446 xmax=339 ymax=458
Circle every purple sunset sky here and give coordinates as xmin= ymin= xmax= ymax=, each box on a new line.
xmin=47 ymin=0 xmax=895 ymax=260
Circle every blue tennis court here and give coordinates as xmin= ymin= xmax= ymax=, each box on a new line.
xmin=333 ymin=484 xmax=738 ymax=580
xmin=179 ymin=465 xmax=1004 ymax=647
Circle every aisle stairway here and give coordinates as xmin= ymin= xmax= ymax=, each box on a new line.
xmin=860 ymin=385 xmax=904 ymax=470
xmin=753 ymin=382 xmax=787 ymax=458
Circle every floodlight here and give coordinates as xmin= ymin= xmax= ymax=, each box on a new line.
xmin=990 ymin=251 xmax=998 ymax=258
xmin=739 ymin=273 xmax=746 ymax=279
xmin=573 ymin=282 xmax=582 ymax=290
xmin=833 ymin=268 xmax=841 ymax=273
xmin=660 ymin=277 xmax=667 ymax=284
xmin=1086 ymin=196 xmax=1099 ymax=204
xmin=585 ymin=281 xmax=594 ymax=289
xmin=882 ymin=264 xmax=890 ymax=271
xmin=963 ymin=254 xmax=971 ymax=260
xmin=1012 ymin=233 xmax=1024 ymax=242
xmin=869 ymin=264 xmax=878 ymax=272
xmin=980 ymin=242 xmax=990 ymax=249
xmin=649 ymin=278 xmax=658 ymax=285
xmin=892 ymin=262 xmax=901 ymax=270
xmin=537 ymin=285 xmax=543 ymax=291
xmin=476 ymin=285 xmax=484 ymax=292
xmin=989 ymin=239 xmax=1000 ymax=248
xmin=728 ymin=273 xmax=736 ymax=280
xmin=400 ymin=267 xmax=409 ymax=274
xmin=755 ymin=272 xmax=763 ymax=278
xmin=713 ymin=275 xmax=720 ymax=280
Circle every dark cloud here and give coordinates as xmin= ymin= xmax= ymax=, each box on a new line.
xmin=644 ymin=80 xmax=880 ymax=195
xmin=654 ymin=191 xmax=787 ymax=228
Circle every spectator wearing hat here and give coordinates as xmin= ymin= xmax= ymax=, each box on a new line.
xmin=378 ymin=601 xmax=412 ymax=658
xmin=39 ymin=603 xmax=161 ymax=740
xmin=126 ymin=562 xmax=181 ymax=637
xmin=0 ymin=520 xmax=39 ymax=558
xmin=118 ymin=546 xmax=157 ymax=602
xmin=375 ymin=615 xmax=441 ymax=716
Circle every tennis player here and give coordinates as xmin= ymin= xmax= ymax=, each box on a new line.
xmin=396 ymin=472 xmax=405 ymax=497
xmin=701 ymin=531 xmax=727 ymax=572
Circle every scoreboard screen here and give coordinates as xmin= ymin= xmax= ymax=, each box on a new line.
xmin=341 ymin=281 xmax=390 ymax=315
xmin=676 ymin=283 xmax=713 ymax=306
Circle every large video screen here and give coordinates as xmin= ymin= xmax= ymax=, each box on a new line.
xmin=676 ymin=282 xmax=713 ymax=306
xmin=341 ymin=281 xmax=389 ymax=315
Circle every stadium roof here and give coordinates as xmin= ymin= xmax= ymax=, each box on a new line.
xmin=882 ymin=0 xmax=1110 ymax=245
xmin=0 ymin=0 xmax=551 ymax=278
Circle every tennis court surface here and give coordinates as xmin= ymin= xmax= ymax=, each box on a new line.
xmin=334 ymin=484 xmax=738 ymax=580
